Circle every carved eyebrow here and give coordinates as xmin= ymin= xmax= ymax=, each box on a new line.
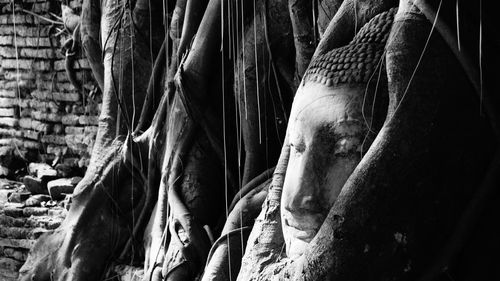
xmin=317 ymin=120 xmax=364 ymax=142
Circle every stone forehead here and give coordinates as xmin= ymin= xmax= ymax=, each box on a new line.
xmin=303 ymin=8 xmax=397 ymax=87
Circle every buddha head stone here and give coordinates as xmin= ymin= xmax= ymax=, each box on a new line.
xmin=281 ymin=8 xmax=396 ymax=258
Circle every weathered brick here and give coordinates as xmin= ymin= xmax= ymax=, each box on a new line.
xmin=0 ymin=257 xmax=22 ymax=273
xmin=0 ymin=238 xmax=36 ymax=249
xmin=0 ymin=117 xmax=18 ymax=127
xmin=0 ymin=215 xmax=26 ymax=228
xmin=0 ymin=80 xmax=31 ymax=90
xmin=0 ymin=59 xmax=53 ymax=71
xmin=23 ymin=140 xmax=41 ymax=149
xmin=78 ymin=115 xmax=98 ymax=125
xmin=0 ymin=132 xmax=18 ymax=143
xmin=0 ymin=97 xmax=17 ymax=107
xmin=47 ymin=207 xmax=67 ymax=217
xmin=41 ymin=134 xmax=66 ymax=145
xmin=2 ymin=205 xmax=23 ymax=217
xmin=25 ymin=215 xmax=62 ymax=230
xmin=0 ymin=25 xmax=50 ymax=37
xmin=18 ymin=118 xmax=53 ymax=133
xmin=84 ymin=126 xmax=98 ymax=135
xmin=0 ymin=90 xmax=17 ymax=98
xmin=62 ymin=114 xmax=79 ymax=125
xmin=20 ymin=48 xmax=58 ymax=59
xmin=5 ymin=71 xmax=51 ymax=83
xmin=30 ymin=1 xmax=51 ymax=13
xmin=22 ymin=130 xmax=40 ymax=140
xmin=46 ymin=145 xmax=68 ymax=156
xmin=2 ymin=247 xmax=28 ymax=261
xmin=20 ymin=99 xmax=60 ymax=112
xmin=0 ymin=226 xmax=32 ymax=239
xmin=51 ymin=82 xmax=79 ymax=92
xmin=31 ymin=111 xmax=62 ymax=122
xmin=31 ymin=90 xmax=80 ymax=102
xmin=23 ymin=207 xmax=49 ymax=217
xmin=0 ymin=108 xmax=16 ymax=117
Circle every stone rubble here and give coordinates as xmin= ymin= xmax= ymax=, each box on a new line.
xmin=0 ymin=176 xmax=67 ymax=281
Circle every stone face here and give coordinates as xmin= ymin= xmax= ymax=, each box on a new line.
xmin=47 ymin=178 xmax=77 ymax=200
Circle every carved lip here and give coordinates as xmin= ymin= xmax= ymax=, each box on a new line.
xmin=283 ymin=212 xmax=324 ymax=241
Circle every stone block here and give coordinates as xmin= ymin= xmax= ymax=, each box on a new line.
xmin=30 ymin=111 xmax=62 ymax=122
xmin=0 ymin=238 xmax=36 ymax=249
xmin=22 ymin=207 xmax=49 ymax=217
xmin=7 ymin=192 xmax=31 ymax=203
xmin=41 ymin=135 xmax=66 ymax=145
xmin=20 ymin=108 xmax=32 ymax=118
xmin=31 ymin=90 xmax=80 ymax=102
xmin=25 ymin=215 xmax=63 ymax=229
xmin=0 ymin=257 xmax=22 ymax=273
xmin=18 ymin=118 xmax=53 ymax=133
xmin=0 ymin=117 xmax=18 ymax=127
xmin=0 ymin=128 xmax=21 ymax=137
xmin=0 ymin=90 xmax=16 ymax=98
xmin=2 ymin=205 xmax=24 ymax=217
xmin=79 ymin=115 xmax=99 ymax=125
xmin=47 ymin=207 xmax=67 ymax=217
xmin=0 ymin=215 xmax=26 ymax=227
xmin=28 ymin=162 xmax=51 ymax=176
xmin=0 ymin=59 xmax=53 ymax=70
xmin=23 ymin=140 xmax=41 ymax=149
xmin=0 ymin=107 xmax=16 ymax=116
xmin=46 ymin=145 xmax=68 ymax=156
xmin=47 ymin=178 xmax=78 ymax=200
xmin=65 ymin=126 xmax=84 ymax=135
xmin=23 ymin=176 xmax=47 ymax=195
xmin=24 ymin=194 xmax=51 ymax=207
xmin=0 ymin=25 xmax=49 ymax=37
xmin=0 ymin=226 xmax=31 ymax=239
xmin=62 ymin=114 xmax=80 ymax=125
xmin=22 ymin=130 xmax=40 ymax=140
xmin=2 ymin=247 xmax=28 ymax=261
xmin=0 ymin=97 xmax=17 ymax=107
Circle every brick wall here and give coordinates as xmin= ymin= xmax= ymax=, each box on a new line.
xmin=0 ymin=0 xmax=101 ymax=176
xmin=0 ymin=0 xmax=102 ymax=279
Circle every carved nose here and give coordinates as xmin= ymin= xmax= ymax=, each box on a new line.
xmin=283 ymin=155 xmax=321 ymax=213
